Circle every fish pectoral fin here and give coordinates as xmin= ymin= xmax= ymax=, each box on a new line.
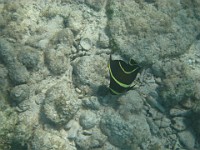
xmin=128 ymin=80 xmax=141 ymax=90
xmin=127 ymin=85 xmax=135 ymax=91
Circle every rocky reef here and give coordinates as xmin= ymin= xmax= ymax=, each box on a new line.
xmin=0 ymin=0 xmax=200 ymax=149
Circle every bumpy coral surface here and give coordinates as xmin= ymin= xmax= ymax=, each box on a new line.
xmin=43 ymin=81 xmax=81 ymax=125
xmin=0 ymin=0 xmax=200 ymax=149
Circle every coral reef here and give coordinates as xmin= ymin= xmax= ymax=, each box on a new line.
xmin=106 ymin=0 xmax=200 ymax=64
xmin=85 ymin=0 xmax=106 ymax=11
xmin=158 ymin=59 xmax=195 ymax=106
xmin=0 ymin=93 xmax=18 ymax=149
xmin=0 ymin=64 xmax=9 ymax=93
xmin=30 ymin=129 xmax=73 ymax=150
xmin=0 ymin=0 xmax=200 ymax=149
xmin=43 ymin=81 xmax=81 ymax=125
xmin=79 ymin=110 xmax=98 ymax=129
xmin=72 ymin=55 xmax=108 ymax=95
xmin=0 ymin=39 xmax=29 ymax=85
xmin=10 ymin=84 xmax=30 ymax=104
xmin=45 ymin=48 xmax=70 ymax=75
xmin=17 ymin=46 xmax=40 ymax=70
xmin=75 ymin=129 xmax=107 ymax=150
xmin=100 ymin=111 xmax=151 ymax=149
xmin=118 ymin=91 xmax=144 ymax=120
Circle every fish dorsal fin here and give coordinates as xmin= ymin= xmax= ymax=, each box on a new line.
xmin=129 ymin=59 xmax=138 ymax=65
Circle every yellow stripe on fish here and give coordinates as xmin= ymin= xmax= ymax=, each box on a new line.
xmin=108 ymin=55 xmax=141 ymax=95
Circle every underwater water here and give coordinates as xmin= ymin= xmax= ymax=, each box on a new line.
xmin=0 ymin=0 xmax=200 ymax=150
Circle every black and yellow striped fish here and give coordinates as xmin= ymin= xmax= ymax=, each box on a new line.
xmin=108 ymin=55 xmax=141 ymax=95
